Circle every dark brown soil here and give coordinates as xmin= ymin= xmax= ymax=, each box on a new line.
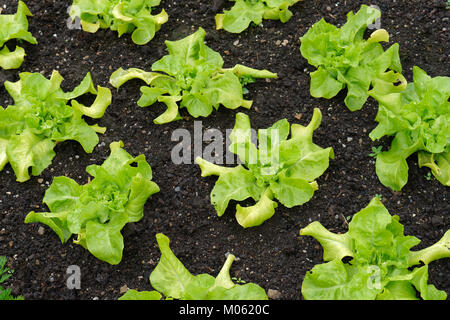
xmin=0 ymin=0 xmax=448 ymax=300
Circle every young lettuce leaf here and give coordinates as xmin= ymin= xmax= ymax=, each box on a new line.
xmin=300 ymin=5 xmax=406 ymax=111
xmin=0 ymin=1 xmax=37 ymax=70
xmin=0 ymin=256 xmax=24 ymax=300
xmin=300 ymin=197 xmax=450 ymax=300
xmin=215 ymin=0 xmax=303 ymax=34
xmin=196 ymin=108 xmax=334 ymax=228
xmin=0 ymin=70 xmax=112 ymax=182
xmin=369 ymin=66 xmax=450 ymax=191
xmin=110 ymin=27 xmax=277 ymax=124
xmin=69 ymin=0 xmax=168 ymax=45
xmin=119 ymin=233 xmax=268 ymax=300
xmin=25 ymin=141 xmax=160 ymax=265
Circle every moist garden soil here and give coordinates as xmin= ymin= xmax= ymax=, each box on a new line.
xmin=0 ymin=0 xmax=449 ymax=300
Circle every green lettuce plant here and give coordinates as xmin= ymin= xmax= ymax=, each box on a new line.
xmin=0 ymin=1 xmax=37 ymax=70
xmin=110 ymin=27 xmax=277 ymax=124
xmin=300 ymin=197 xmax=450 ymax=300
xmin=119 ymin=233 xmax=268 ymax=300
xmin=369 ymin=66 xmax=450 ymax=191
xmin=215 ymin=0 xmax=302 ymax=33
xmin=196 ymin=108 xmax=334 ymax=228
xmin=69 ymin=0 xmax=168 ymax=45
xmin=300 ymin=5 xmax=406 ymax=111
xmin=25 ymin=141 xmax=160 ymax=265
xmin=0 ymin=70 xmax=112 ymax=182
xmin=0 ymin=256 xmax=23 ymax=300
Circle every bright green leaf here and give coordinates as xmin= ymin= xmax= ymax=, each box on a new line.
xmin=197 ymin=108 xmax=333 ymax=227
xmin=300 ymin=197 xmax=449 ymax=300
xmin=215 ymin=0 xmax=301 ymax=33
xmin=110 ymin=28 xmax=276 ymax=123
xmin=0 ymin=71 xmax=111 ymax=181
xmin=24 ymin=142 xmax=160 ymax=265
xmin=0 ymin=1 xmax=37 ymax=70
xmin=70 ymin=0 xmax=168 ymax=45
xmin=300 ymin=5 xmax=405 ymax=111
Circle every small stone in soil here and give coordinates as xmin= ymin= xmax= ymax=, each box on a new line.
xmin=119 ymin=284 xmax=129 ymax=294
xmin=267 ymin=289 xmax=282 ymax=299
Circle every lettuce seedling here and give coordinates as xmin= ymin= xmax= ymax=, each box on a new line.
xmin=0 ymin=256 xmax=23 ymax=300
xmin=25 ymin=141 xmax=160 ymax=265
xmin=69 ymin=0 xmax=168 ymax=45
xmin=300 ymin=5 xmax=406 ymax=111
xmin=196 ymin=108 xmax=334 ymax=228
xmin=119 ymin=233 xmax=268 ymax=300
xmin=0 ymin=71 xmax=112 ymax=182
xmin=0 ymin=1 xmax=37 ymax=70
xmin=110 ymin=28 xmax=277 ymax=124
xmin=369 ymin=66 xmax=450 ymax=191
xmin=215 ymin=0 xmax=303 ymax=34
xmin=300 ymin=197 xmax=450 ymax=300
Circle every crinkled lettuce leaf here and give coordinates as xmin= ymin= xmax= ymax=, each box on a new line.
xmin=215 ymin=0 xmax=302 ymax=34
xmin=69 ymin=0 xmax=168 ymax=45
xmin=196 ymin=108 xmax=333 ymax=228
xmin=0 ymin=70 xmax=111 ymax=182
xmin=119 ymin=233 xmax=268 ymax=300
xmin=300 ymin=197 xmax=450 ymax=300
xmin=25 ymin=141 xmax=160 ymax=265
xmin=369 ymin=66 xmax=450 ymax=190
xmin=110 ymin=28 xmax=277 ymax=124
xmin=300 ymin=5 xmax=406 ymax=111
xmin=0 ymin=1 xmax=37 ymax=70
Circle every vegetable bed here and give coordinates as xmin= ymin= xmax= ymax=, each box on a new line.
xmin=0 ymin=0 xmax=448 ymax=300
